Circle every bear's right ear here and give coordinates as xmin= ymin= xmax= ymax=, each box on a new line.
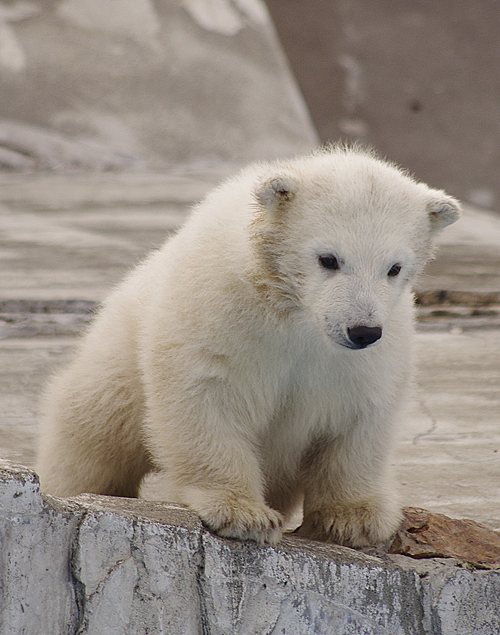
xmin=254 ymin=176 xmax=298 ymax=216
xmin=426 ymin=193 xmax=461 ymax=234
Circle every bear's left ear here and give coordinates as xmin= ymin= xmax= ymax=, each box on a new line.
xmin=426 ymin=193 xmax=461 ymax=234
xmin=255 ymin=176 xmax=298 ymax=216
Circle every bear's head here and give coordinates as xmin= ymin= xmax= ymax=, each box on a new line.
xmin=250 ymin=148 xmax=460 ymax=350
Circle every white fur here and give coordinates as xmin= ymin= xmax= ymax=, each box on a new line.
xmin=36 ymin=148 xmax=460 ymax=546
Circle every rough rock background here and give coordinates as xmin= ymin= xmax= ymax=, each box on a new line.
xmin=0 ymin=0 xmax=317 ymax=170
xmin=265 ymin=0 xmax=500 ymax=211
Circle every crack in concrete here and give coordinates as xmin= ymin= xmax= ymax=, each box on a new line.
xmin=196 ymin=533 xmax=211 ymax=635
xmin=412 ymin=399 xmax=438 ymax=445
xmin=69 ymin=506 xmax=90 ymax=635
xmin=85 ymin=555 xmax=135 ymax=604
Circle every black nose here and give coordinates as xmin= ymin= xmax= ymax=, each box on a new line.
xmin=347 ymin=325 xmax=382 ymax=348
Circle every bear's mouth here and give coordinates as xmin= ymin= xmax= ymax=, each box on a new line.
xmin=336 ymin=339 xmax=381 ymax=351
xmin=341 ymin=339 xmax=381 ymax=350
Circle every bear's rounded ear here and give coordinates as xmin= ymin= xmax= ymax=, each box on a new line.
xmin=254 ymin=176 xmax=298 ymax=216
xmin=426 ymin=193 xmax=461 ymax=233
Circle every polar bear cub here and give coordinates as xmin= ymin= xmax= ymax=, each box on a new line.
xmin=36 ymin=148 xmax=460 ymax=547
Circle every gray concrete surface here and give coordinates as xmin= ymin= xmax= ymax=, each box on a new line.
xmin=1 ymin=460 xmax=499 ymax=635
xmin=265 ymin=0 xmax=500 ymax=210
xmin=0 ymin=169 xmax=499 ymax=535
xmin=0 ymin=0 xmax=317 ymax=170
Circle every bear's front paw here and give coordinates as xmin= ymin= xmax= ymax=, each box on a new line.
xmin=297 ymin=500 xmax=402 ymax=548
xmin=191 ymin=491 xmax=284 ymax=545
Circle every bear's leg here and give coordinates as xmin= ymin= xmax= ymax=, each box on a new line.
xmin=297 ymin=427 xmax=403 ymax=547
xmin=35 ymin=440 xmax=151 ymax=498
xmin=146 ymin=410 xmax=284 ymax=544
xmin=151 ymin=448 xmax=284 ymax=545
xmin=177 ymin=480 xmax=284 ymax=545
xmin=37 ymin=370 xmax=153 ymax=498
xmin=37 ymin=426 xmax=152 ymax=499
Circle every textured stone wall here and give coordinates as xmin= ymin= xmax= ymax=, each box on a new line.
xmin=1 ymin=460 xmax=499 ymax=634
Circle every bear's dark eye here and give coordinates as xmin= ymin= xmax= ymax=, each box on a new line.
xmin=319 ymin=255 xmax=339 ymax=271
xmin=388 ymin=263 xmax=402 ymax=277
